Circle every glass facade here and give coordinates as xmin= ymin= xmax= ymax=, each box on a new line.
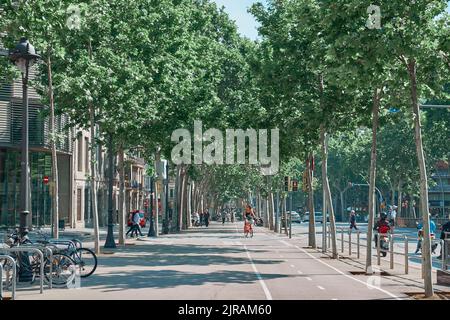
xmin=0 ymin=149 xmax=53 ymax=227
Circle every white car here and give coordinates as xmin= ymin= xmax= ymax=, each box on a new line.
xmin=284 ymin=211 xmax=301 ymax=223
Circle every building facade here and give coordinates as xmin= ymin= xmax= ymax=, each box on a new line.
xmin=0 ymin=68 xmax=74 ymax=228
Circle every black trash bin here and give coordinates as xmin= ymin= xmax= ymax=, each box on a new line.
xmin=58 ymin=219 xmax=65 ymax=231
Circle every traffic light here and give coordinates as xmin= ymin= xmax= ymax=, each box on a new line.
xmin=292 ymin=179 xmax=298 ymax=192
xmin=284 ymin=176 xmax=291 ymax=191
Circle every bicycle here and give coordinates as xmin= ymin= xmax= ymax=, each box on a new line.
xmin=244 ymin=220 xmax=254 ymax=238
xmin=1 ymin=229 xmax=77 ymax=287
xmin=34 ymin=230 xmax=98 ymax=278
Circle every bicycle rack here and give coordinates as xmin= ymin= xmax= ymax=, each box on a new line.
xmin=0 ymin=254 xmax=17 ymax=300
xmin=0 ymin=247 xmax=44 ymax=294
xmin=21 ymin=245 xmax=53 ymax=289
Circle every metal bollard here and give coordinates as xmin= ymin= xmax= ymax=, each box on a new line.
xmin=389 ymin=234 xmax=394 ymax=269
xmin=328 ymin=225 xmax=331 ymax=249
xmin=0 ymin=262 xmax=3 ymax=300
xmin=0 ymin=255 xmax=16 ymax=300
xmin=357 ymin=231 xmax=360 ymax=259
xmin=36 ymin=246 xmax=53 ymax=289
xmin=405 ymin=236 xmax=409 ymax=274
xmin=341 ymin=228 xmax=344 ymax=253
xmin=377 ymin=233 xmax=381 ymax=266
xmin=349 ymin=231 xmax=352 ymax=256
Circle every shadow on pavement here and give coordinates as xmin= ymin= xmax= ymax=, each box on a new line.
xmin=80 ymin=269 xmax=293 ymax=291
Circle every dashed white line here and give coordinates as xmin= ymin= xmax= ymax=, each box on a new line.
xmin=306 ymin=277 xmax=312 ymax=281
xmin=290 ymin=264 xmax=295 ymax=268
xmin=297 ymin=270 xmax=303 ymax=274
xmin=317 ymin=286 xmax=325 ymax=290
xmin=293 ymin=245 xmax=400 ymax=300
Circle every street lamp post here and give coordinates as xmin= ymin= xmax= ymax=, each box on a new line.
xmin=148 ymin=176 xmax=156 ymax=237
xmin=9 ymin=38 xmax=41 ymax=281
xmin=104 ymin=133 xmax=116 ymax=248
xmin=9 ymin=38 xmax=40 ymax=236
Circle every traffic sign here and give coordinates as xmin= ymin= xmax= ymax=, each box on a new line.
xmin=43 ymin=176 xmax=49 ymax=184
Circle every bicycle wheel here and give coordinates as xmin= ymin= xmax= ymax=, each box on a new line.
xmin=44 ymin=253 xmax=77 ymax=287
xmin=71 ymin=248 xmax=97 ymax=278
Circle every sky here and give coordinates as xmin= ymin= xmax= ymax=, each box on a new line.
xmin=212 ymin=0 xmax=266 ymax=40
xmin=213 ymin=0 xmax=450 ymax=41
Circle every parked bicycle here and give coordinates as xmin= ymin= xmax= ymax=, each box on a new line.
xmin=34 ymin=230 xmax=97 ymax=278
xmin=1 ymin=229 xmax=77 ymax=287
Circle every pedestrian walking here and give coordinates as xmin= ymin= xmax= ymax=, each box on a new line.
xmin=388 ymin=205 xmax=397 ymax=228
xmin=349 ymin=210 xmax=358 ymax=231
xmin=204 ymin=210 xmax=210 ymax=227
xmin=221 ymin=210 xmax=227 ymax=225
xmin=126 ymin=211 xmax=143 ymax=238
xmin=437 ymin=218 xmax=450 ymax=259
xmin=415 ymin=214 xmax=437 ymax=254
xmin=199 ymin=212 xmax=204 ymax=226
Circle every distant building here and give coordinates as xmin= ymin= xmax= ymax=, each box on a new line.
xmin=429 ymin=160 xmax=450 ymax=218
xmin=0 ymin=63 xmax=149 ymax=229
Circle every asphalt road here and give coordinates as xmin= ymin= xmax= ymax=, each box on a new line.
xmin=11 ymin=221 xmax=420 ymax=300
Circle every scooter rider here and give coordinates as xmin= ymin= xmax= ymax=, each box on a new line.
xmin=374 ymin=213 xmax=391 ymax=247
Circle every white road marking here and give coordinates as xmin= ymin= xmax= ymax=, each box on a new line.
xmin=293 ymin=245 xmax=401 ymax=300
xmin=234 ymin=224 xmax=272 ymax=300
xmin=331 ymin=298 xmax=338 ymax=300
xmin=297 ymin=270 xmax=303 ymax=274
xmin=290 ymin=264 xmax=295 ymax=268
xmin=244 ymin=244 xmax=272 ymax=300
xmin=279 ymin=240 xmax=293 ymax=247
xmin=306 ymin=277 xmax=312 ymax=281
xmin=317 ymin=286 xmax=325 ymax=290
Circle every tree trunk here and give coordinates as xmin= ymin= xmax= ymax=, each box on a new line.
xmin=283 ymin=196 xmax=288 ymax=235
xmin=154 ymin=149 xmax=161 ymax=236
xmin=407 ymin=58 xmax=433 ymax=297
xmin=268 ymin=192 xmax=274 ymax=230
xmin=182 ymin=168 xmax=189 ymax=230
xmin=340 ymin=190 xmax=345 ymax=222
xmin=321 ymin=125 xmax=337 ymax=258
xmin=89 ymin=105 xmax=100 ymax=254
xmin=118 ymin=145 xmax=125 ymax=245
xmin=397 ymin=180 xmax=402 ymax=219
xmin=47 ymin=53 xmax=59 ymax=239
xmin=307 ymin=153 xmax=316 ymax=248
xmin=366 ymin=88 xmax=381 ymax=274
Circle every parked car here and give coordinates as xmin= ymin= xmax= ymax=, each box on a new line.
xmin=281 ymin=211 xmax=301 ymax=226
xmin=287 ymin=211 xmax=302 ymax=223
xmin=302 ymin=212 xmax=329 ymax=224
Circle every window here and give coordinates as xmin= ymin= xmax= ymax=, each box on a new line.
xmin=77 ymin=134 xmax=83 ymax=172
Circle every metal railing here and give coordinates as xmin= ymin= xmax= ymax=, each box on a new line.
xmin=330 ymin=227 xmax=446 ymax=275
xmin=0 ymin=254 xmax=17 ymax=300
xmin=0 ymin=247 xmax=45 ymax=294
xmin=21 ymin=244 xmax=53 ymax=289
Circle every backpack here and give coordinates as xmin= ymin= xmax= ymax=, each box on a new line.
xmin=127 ymin=213 xmax=134 ymax=227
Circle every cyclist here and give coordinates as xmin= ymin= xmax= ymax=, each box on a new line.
xmin=244 ymin=204 xmax=256 ymax=236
